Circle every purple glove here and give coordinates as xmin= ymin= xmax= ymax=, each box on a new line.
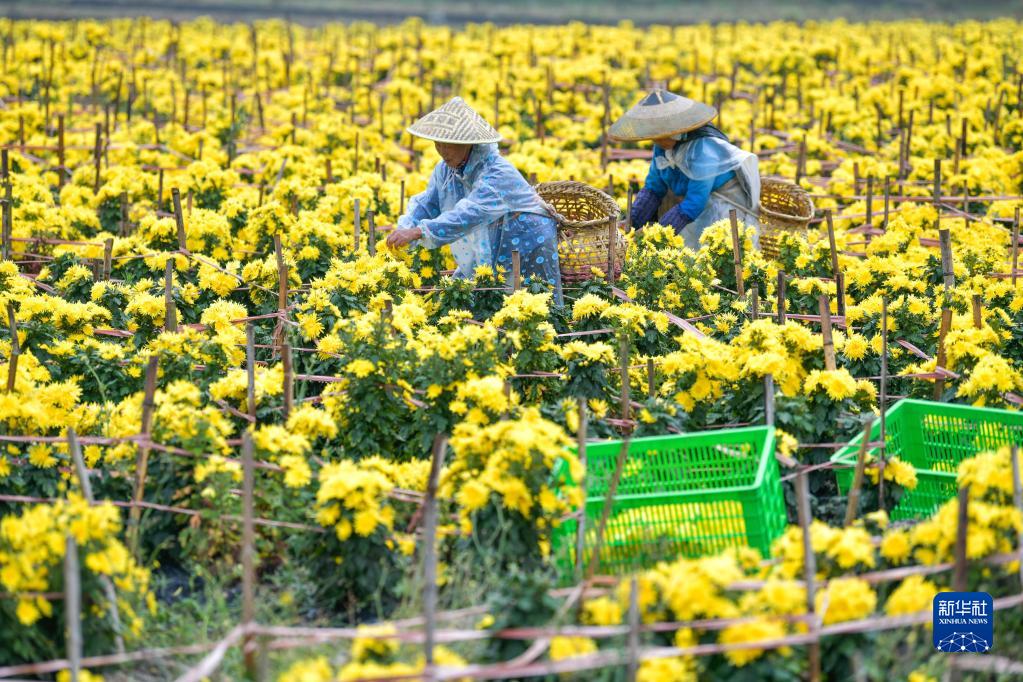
xmin=630 ymin=188 xmax=661 ymax=229
xmin=659 ymin=204 xmax=693 ymax=235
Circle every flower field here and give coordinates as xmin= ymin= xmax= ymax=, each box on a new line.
xmin=0 ymin=14 xmax=1022 ymax=681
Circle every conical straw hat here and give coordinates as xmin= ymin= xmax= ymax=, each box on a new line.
xmin=608 ymin=89 xmax=717 ymax=142
xmin=407 ymin=97 xmax=502 ymax=144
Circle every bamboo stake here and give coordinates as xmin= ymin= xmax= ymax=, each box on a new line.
xmin=93 ymin=122 xmax=102 ymax=194
xmin=729 ymin=210 xmax=745 ymax=297
xmin=274 ymin=234 xmax=287 ymax=312
xmin=585 ymin=436 xmax=631 ymax=580
xmin=796 ymin=470 xmax=821 ymax=682
xmin=68 ymin=428 xmax=125 ymax=654
xmin=172 ymin=188 xmax=187 ymax=252
xmin=764 ymin=374 xmax=775 ymax=427
xmin=619 ymin=336 xmax=630 ymax=423
xmin=825 ymin=210 xmax=839 ymax=276
xmin=353 ymin=198 xmax=361 ymax=252
xmin=607 ymin=217 xmax=616 ymax=283
xmin=865 ymin=177 xmax=873 ymax=227
xmin=151 ymin=103 xmax=160 ymax=146
xmin=378 ymin=300 xmax=388 ymax=339
xmin=246 ymin=324 xmax=256 ymax=420
xmin=933 ymin=307 xmax=954 ymax=401
xmin=843 ymin=419 xmax=875 ymax=527
xmin=795 ymin=136 xmax=806 ymax=183
xmin=574 ymin=399 xmax=588 ymax=583
xmin=367 ymin=210 xmax=376 ymax=256
xmin=282 ymin=340 xmax=293 ymax=422
xmin=511 ymin=250 xmax=521 ymax=291
xmin=626 ymin=576 xmax=639 ymax=682
xmin=493 ymin=84 xmax=501 ymax=129
xmin=819 ymin=295 xmax=836 ymax=371
xmin=129 ymin=356 xmax=159 ymax=557
xmin=6 ymin=303 xmax=18 ymax=393
xmin=601 ymin=81 xmax=610 ymax=169
xmin=423 ymin=433 xmax=448 ymax=670
xmin=939 ymin=229 xmax=955 ymax=291
xmin=64 ymin=535 xmax=81 ymax=682
xmin=934 ymin=229 xmax=955 ymax=400
xmin=879 ymin=297 xmax=889 ymax=511
xmin=536 ymin=99 xmax=544 ymax=142
xmin=119 ymin=193 xmax=128 ymax=236
xmin=241 ymin=430 xmax=257 ymax=678
xmin=103 ymin=106 xmax=111 ymax=169
xmin=953 ymin=484 xmax=971 ymax=592
xmin=164 ymin=259 xmax=177 ymax=333
xmin=1011 ymin=445 xmax=1023 ymax=592
xmin=1012 ymin=208 xmax=1020 ymax=288
xmin=646 ymin=358 xmax=656 ymax=398
xmin=1 ymin=179 xmax=11 ymax=261
xmin=57 ymin=113 xmax=65 ymax=189
xmin=972 ymin=295 xmax=983 ymax=329
xmin=776 ymin=271 xmax=786 ymax=324
xmin=882 ymin=176 xmax=891 ymax=229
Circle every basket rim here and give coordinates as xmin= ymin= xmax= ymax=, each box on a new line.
xmin=830 ymin=398 xmax=1023 ymax=472
xmin=561 ymin=424 xmax=777 ymax=497
xmin=759 ymin=176 xmax=815 ymax=221
xmin=536 ymin=179 xmax=620 ymax=228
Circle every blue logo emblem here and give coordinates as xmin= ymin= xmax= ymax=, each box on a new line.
xmin=933 ymin=592 xmax=993 ymax=653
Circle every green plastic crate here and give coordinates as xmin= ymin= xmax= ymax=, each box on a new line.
xmin=551 ymin=426 xmax=786 ymax=579
xmin=832 ymin=399 xmax=1023 ymax=520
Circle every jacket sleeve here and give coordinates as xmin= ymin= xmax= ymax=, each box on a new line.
xmin=676 ymin=175 xmax=716 ymax=222
xmin=418 ymin=167 xmax=510 ymax=248
xmin=396 ymin=167 xmax=442 ymax=230
xmin=630 ymin=188 xmax=661 ymax=228
xmin=642 ymin=156 xmax=668 ymax=198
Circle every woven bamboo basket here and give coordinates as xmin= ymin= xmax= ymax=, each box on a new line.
xmin=535 ymin=180 xmax=626 ymax=283
xmin=758 ymin=178 xmax=814 ymax=259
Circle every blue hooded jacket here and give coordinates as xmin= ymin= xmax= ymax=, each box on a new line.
xmin=398 ymin=143 xmax=563 ymax=301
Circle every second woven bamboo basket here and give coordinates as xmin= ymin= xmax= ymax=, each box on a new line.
xmin=535 ymin=180 xmax=626 ymax=283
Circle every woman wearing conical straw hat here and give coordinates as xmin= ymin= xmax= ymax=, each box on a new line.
xmin=386 ymin=97 xmax=563 ymax=304
xmin=611 ymin=89 xmax=760 ymax=251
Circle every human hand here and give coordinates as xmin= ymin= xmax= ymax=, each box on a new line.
xmin=386 ymin=227 xmax=423 ymax=249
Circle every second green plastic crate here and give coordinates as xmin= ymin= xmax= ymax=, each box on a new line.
xmin=552 ymin=425 xmax=786 ymax=578
xmin=832 ymin=399 xmax=1023 ymax=520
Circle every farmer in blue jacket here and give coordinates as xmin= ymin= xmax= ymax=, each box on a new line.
xmin=386 ymin=97 xmax=563 ymax=303
xmin=610 ymin=89 xmax=760 ymax=250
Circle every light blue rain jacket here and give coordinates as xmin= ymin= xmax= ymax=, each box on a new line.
xmin=398 ymin=143 xmax=564 ymax=304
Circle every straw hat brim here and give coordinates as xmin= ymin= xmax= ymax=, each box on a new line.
xmin=405 ymin=126 xmax=503 ymax=145
xmin=608 ymin=96 xmax=717 ymax=142
xmin=406 ymin=96 xmax=503 ymax=144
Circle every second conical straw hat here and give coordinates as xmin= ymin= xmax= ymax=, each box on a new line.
xmin=608 ymin=89 xmax=717 ymax=142
xmin=406 ymin=97 xmax=502 ymax=144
